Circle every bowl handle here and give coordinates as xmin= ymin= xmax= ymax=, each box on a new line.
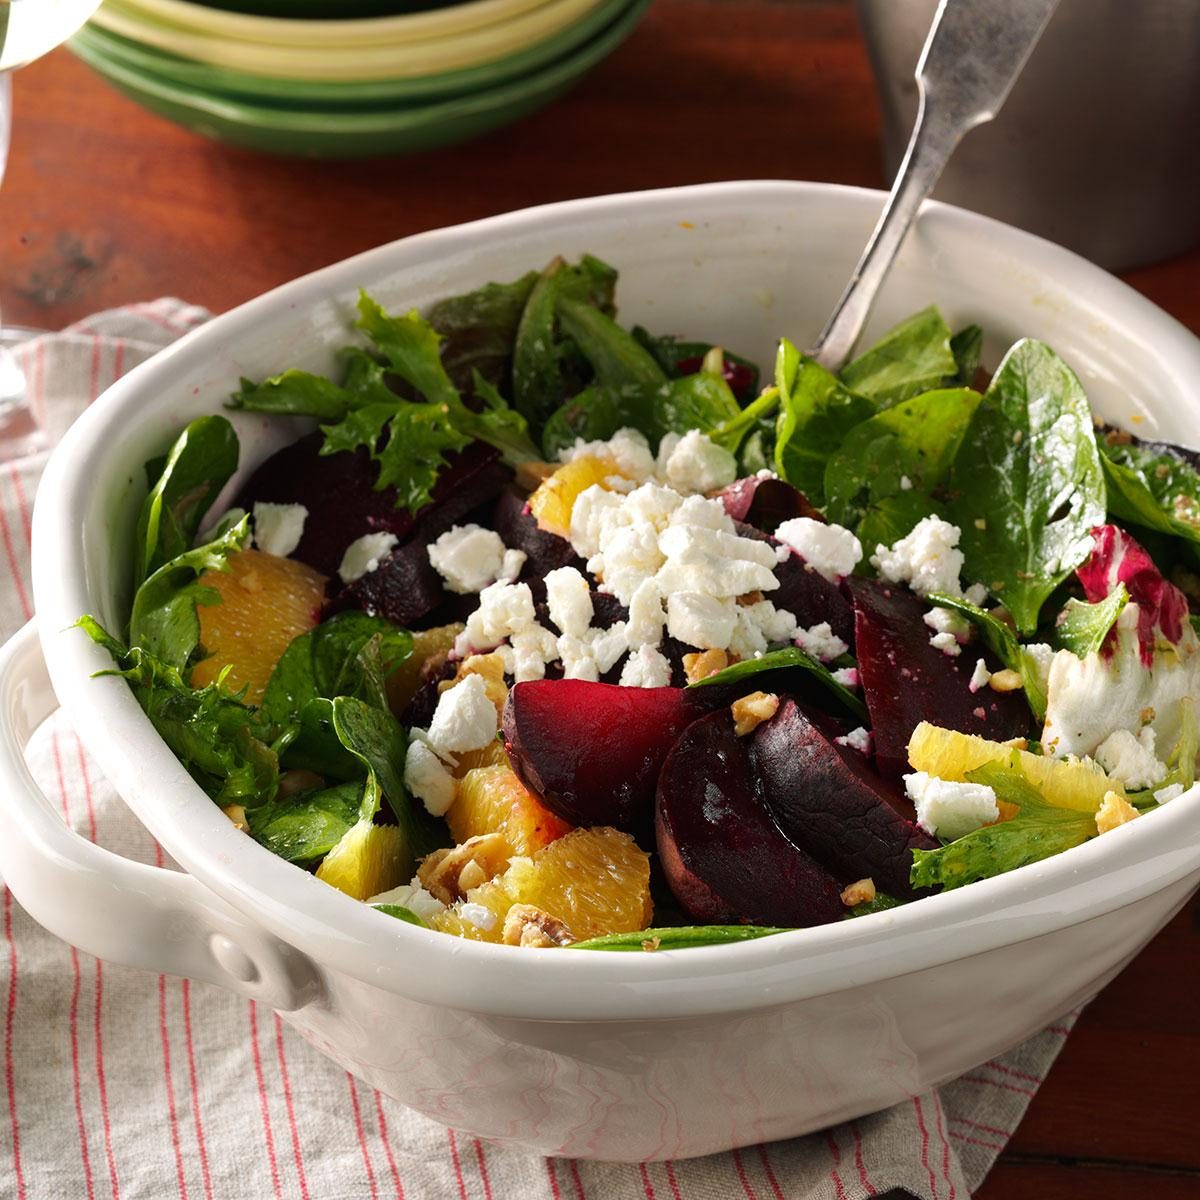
xmin=0 ymin=622 xmax=321 ymax=1012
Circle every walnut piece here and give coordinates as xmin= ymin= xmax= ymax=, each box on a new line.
xmin=418 ymin=833 xmax=511 ymax=905
xmin=730 ymin=690 xmax=780 ymax=736
xmin=988 ymin=669 xmax=1023 ymax=693
xmin=840 ymin=878 xmax=876 ymax=907
xmin=683 ymin=648 xmax=729 ymax=684
xmin=1095 ymin=791 xmax=1139 ymax=835
xmin=501 ymin=904 xmax=575 ymax=948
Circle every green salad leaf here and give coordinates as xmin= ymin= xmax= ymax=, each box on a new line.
xmin=949 ymin=339 xmax=1105 ymax=633
xmin=570 ymin=925 xmax=788 ymax=951
xmin=1055 ymin=584 xmax=1129 ymax=659
xmin=1100 ymin=439 xmax=1200 ymax=545
xmin=949 ymin=324 xmax=984 ymax=385
xmin=555 ymin=296 xmax=667 ymax=393
xmin=632 ymin=327 xmax=761 ymax=398
xmin=371 ymin=903 xmax=428 ymax=927
xmin=247 ymin=781 xmax=362 ymax=864
xmin=134 ymin=415 xmax=239 ymax=588
xmin=838 ymin=306 xmax=959 ymax=405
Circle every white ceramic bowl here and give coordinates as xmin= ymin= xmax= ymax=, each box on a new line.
xmin=3 ymin=182 xmax=1200 ymax=1161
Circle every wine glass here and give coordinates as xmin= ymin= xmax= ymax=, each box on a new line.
xmin=0 ymin=0 xmax=105 ymax=457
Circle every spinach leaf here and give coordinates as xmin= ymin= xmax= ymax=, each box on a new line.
xmin=653 ymin=372 xmax=741 ymax=440
xmin=78 ymin=616 xmax=279 ymax=806
xmin=129 ymin=517 xmax=250 ymax=671
xmin=838 ymin=306 xmax=958 ymax=405
xmin=708 ymin=386 xmax=780 ymax=456
xmin=541 ymin=385 xmax=630 ymax=458
xmin=247 ymin=781 xmax=361 ymax=864
xmin=823 ymin=387 xmax=981 ymax=534
xmin=426 ymin=270 xmax=538 ymax=393
xmin=910 ymin=759 xmax=1095 ymax=890
xmin=631 ymin=327 xmax=761 ymax=400
xmin=1100 ymin=440 xmax=1200 ymax=544
xmin=949 ymin=339 xmax=1105 ymax=634
xmin=134 ymin=415 xmax=239 ymax=587
xmin=925 ymin=591 xmax=1048 ymax=721
xmin=570 ymin=925 xmax=788 ymax=951
xmin=773 ymin=340 xmax=875 ymax=505
xmin=372 ymin=903 xmax=428 ymax=927
xmin=844 ymin=893 xmax=902 ymax=918
xmin=950 ymin=324 xmax=984 ymax=385
xmin=1055 ymin=584 xmax=1129 ymax=659
xmin=556 ymin=297 xmax=667 ymax=393
xmin=512 ymin=255 xmax=618 ymax=425
xmin=687 ymin=646 xmax=868 ymax=721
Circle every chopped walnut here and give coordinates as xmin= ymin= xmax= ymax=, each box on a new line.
xmin=418 ymin=833 xmax=511 ymax=905
xmin=736 ymin=591 xmax=766 ymax=607
xmin=840 ymin=878 xmax=876 ymax=907
xmin=222 ymin=804 xmax=249 ymax=833
xmin=683 ymin=648 xmax=729 ymax=683
xmin=641 ymin=936 xmax=663 ymax=952
xmin=1103 ymin=427 xmax=1133 ymax=446
xmin=988 ymin=668 xmax=1023 ymax=693
xmin=730 ymin=691 xmax=780 ymax=736
xmin=1095 ymin=791 xmax=1139 ymax=835
xmin=501 ymin=904 xmax=575 ymax=948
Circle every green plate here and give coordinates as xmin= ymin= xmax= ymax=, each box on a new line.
xmin=73 ymin=0 xmax=631 ymax=108
xmin=67 ymin=0 xmax=648 ymax=157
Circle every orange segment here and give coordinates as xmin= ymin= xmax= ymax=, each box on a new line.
xmin=315 ymin=820 xmax=410 ymax=901
xmin=527 ymin=455 xmax=620 ymax=538
xmin=432 ymin=826 xmax=652 ymax=943
xmin=386 ymin=622 xmax=463 ymax=716
xmin=447 ymin=764 xmax=572 ymax=857
xmin=190 ymin=549 xmax=326 ymax=704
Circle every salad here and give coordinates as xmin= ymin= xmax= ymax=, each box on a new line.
xmin=82 ymin=255 xmax=1200 ymax=950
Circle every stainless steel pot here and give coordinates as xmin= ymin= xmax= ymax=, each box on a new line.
xmin=855 ymin=0 xmax=1200 ymax=270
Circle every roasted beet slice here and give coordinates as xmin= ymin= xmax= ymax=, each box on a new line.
xmin=324 ymin=538 xmax=445 ymax=627
xmin=773 ymin=551 xmax=856 ymax=646
xmin=492 ymin=488 xmax=584 ymax=581
xmin=656 ymin=710 xmax=844 ymax=926
xmin=503 ymin=680 xmax=713 ymax=831
xmin=752 ymin=699 xmax=936 ymax=898
xmin=719 ymin=476 xmax=824 ymax=533
xmin=849 ymin=578 xmax=1030 ymax=777
xmin=238 ymin=436 xmax=507 ymax=577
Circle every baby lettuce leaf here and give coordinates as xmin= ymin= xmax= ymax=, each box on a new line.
xmin=708 ymin=385 xmax=780 ymax=455
xmin=134 ymin=415 xmax=239 ymax=588
xmin=540 ymin=384 xmax=628 ymax=457
xmin=129 ymin=517 xmax=250 ymax=672
xmin=925 ymin=591 xmax=1048 ymax=722
xmin=1055 ymin=584 xmax=1129 ymax=659
xmin=372 ymin=903 xmax=428 ymax=927
xmin=687 ymin=645 xmax=868 ymax=721
xmin=838 ymin=307 xmax=959 ymax=406
xmin=632 ymin=327 xmax=761 ymax=400
xmin=570 ymin=925 xmax=788 ymax=951
xmin=247 ymin=781 xmax=362 ymax=864
xmin=823 ymin=387 xmax=981 ymax=536
xmin=773 ymin=340 xmax=875 ymax=505
xmin=78 ymin=617 xmax=279 ymax=806
xmin=556 ymin=297 xmax=667 ymax=393
xmin=909 ymin=758 xmax=1095 ymax=890
xmin=329 ymin=695 xmax=406 ymax=824
xmin=1100 ymin=440 xmax=1200 ymax=545
xmin=949 ymin=339 xmax=1105 ymax=634
xmin=950 ymin=324 xmax=984 ymax=386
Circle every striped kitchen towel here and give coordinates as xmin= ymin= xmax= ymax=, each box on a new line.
xmin=0 ymin=301 xmax=1078 ymax=1200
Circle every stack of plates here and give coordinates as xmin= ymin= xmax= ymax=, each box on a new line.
xmin=68 ymin=0 xmax=650 ymax=157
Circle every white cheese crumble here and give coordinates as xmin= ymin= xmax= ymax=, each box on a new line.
xmin=252 ymin=502 xmax=307 ymax=558
xmin=369 ymin=880 xmax=446 ymax=921
xmin=659 ymin=429 xmax=738 ymax=495
xmin=968 ymin=658 xmax=992 ymax=693
xmin=1094 ymin=727 xmax=1168 ymax=790
xmin=871 ymin=516 xmax=966 ymax=599
xmin=458 ymin=902 xmax=497 ymax=932
xmin=774 ymin=517 xmax=863 ymax=582
xmin=667 ymin=592 xmax=737 ymax=651
xmin=832 ymin=666 xmax=860 ymax=688
xmin=544 ymin=566 xmax=593 ymax=638
xmin=338 ymin=531 xmax=399 ymax=584
xmin=559 ymin=427 xmax=656 ymax=483
xmin=618 ymin=644 xmax=674 ymax=688
xmin=427 ymin=524 xmax=516 ymax=594
xmin=403 ymin=740 xmax=457 ymax=817
xmin=427 ymin=674 xmax=498 ymax=759
xmin=729 ymin=600 xmax=798 ymax=660
xmin=455 ymin=580 xmax=537 ymax=656
xmin=904 ymin=771 xmax=1000 ymax=840
xmin=626 ymin=577 xmax=666 ymax=648
xmin=794 ymin=621 xmax=849 ymax=663
xmin=836 ymin=726 xmax=872 ymax=754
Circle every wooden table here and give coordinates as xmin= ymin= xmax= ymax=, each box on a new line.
xmin=4 ymin=3 xmax=1198 ymax=1196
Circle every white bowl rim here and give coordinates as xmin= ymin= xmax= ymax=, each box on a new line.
xmin=30 ymin=180 xmax=1200 ymax=1022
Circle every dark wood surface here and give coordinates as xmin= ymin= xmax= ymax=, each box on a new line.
xmin=4 ymin=3 xmax=1199 ymax=1195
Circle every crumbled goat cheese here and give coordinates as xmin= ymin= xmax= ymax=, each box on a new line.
xmin=619 ymin=644 xmax=674 ymax=688
xmin=666 ymin=592 xmax=737 ymax=651
xmin=544 ymin=566 xmax=593 ymax=638
xmin=498 ymin=547 xmax=526 ymax=582
xmin=774 ymin=517 xmax=863 ymax=582
xmin=458 ymin=903 xmax=497 ymax=932
xmin=455 ymin=580 xmax=537 ymax=656
xmin=508 ymin=623 xmax=560 ymax=683
xmin=252 ymin=502 xmax=307 ymax=558
xmin=832 ymin=667 xmax=860 ymax=689
xmin=836 ymin=726 xmax=872 ymax=754
xmin=925 ymin=605 xmax=969 ymax=657
xmin=1095 ymin=727 xmax=1168 ymax=790
xmin=559 ymin=427 xmax=656 ymax=483
xmin=427 ymin=674 xmax=498 ymax=758
xmin=338 ymin=531 xmax=399 ymax=584
xmin=558 ymin=635 xmax=601 ymax=682
xmin=659 ymin=429 xmax=738 ymax=495
xmin=369 ymin=881 xmax=446 ymax=921
xmin=965 ymin=582 xmax=989 ymax=606
xmin=729 ymin=600 xmax=799 ymax=660
xmin=626 ymin=577 xmax=666 ymax=648
xmin=968 ymin=659 xmax=992 ymax=693
xmin=403 ymin=740 xmax=457 ymax=817
xmin=871 ymin=515 xmax=966 ymax=598
xmin=1154 ymin=782 xmax=1185 ymax=804
xmin=655 ymin=523 xmax=779 ymax=599
xmin=569 ymin=485 xmax=628 ymax=560
xmin=794 ymin=621 xmax=849 ymax=663
xmin=427 ymin=524 xmax=511 ymax=594
xmin=904 ymin=771 xmax=999 ymax=840
xmin=590 ymin=521 xmax=663 ymax=606
xmin=1023 ymin=642 xmax=1055 ymax=694
xmin=558 ymin=623 xmax=630 ymax=681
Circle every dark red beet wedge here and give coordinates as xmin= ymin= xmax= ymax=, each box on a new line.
xmin=656 ymin=710 xmax=844 ymax=926
xmin=849 ymin=578 xmax=1030 ymax=777
xmin=503 ymin=680 xmax=713 ymax=831
xmin=492 ymin=488 xmax=584 ymax=582
xmin=324 ymin=537 xmax=445 ymax=628
xmin=773 ymin=552 xmax=856 ymax=646
xmin=752 ymin=699 xmax=937 ymax=898
xmin=718 ymin=476 xmax=823 ymax=533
